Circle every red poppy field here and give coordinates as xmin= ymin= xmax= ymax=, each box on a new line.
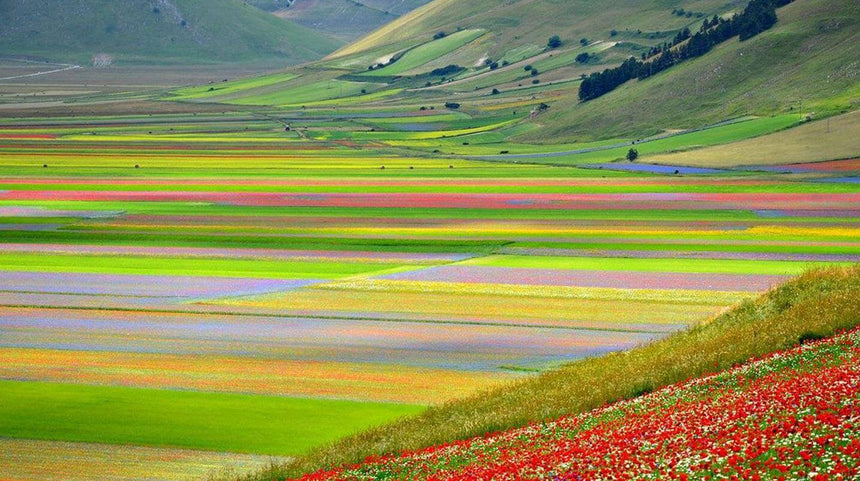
xmin=298 ymin=327 xmax=860 ymax=481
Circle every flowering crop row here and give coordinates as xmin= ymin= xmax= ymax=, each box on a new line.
xmin=299 ymin=328 xmax=860 ymax=480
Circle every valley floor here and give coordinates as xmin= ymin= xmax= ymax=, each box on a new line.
xmin=0 ymin=105 xmax=857 ymax=479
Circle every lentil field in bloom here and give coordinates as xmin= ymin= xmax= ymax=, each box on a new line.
xmin=0 ymin=111 xmax=858 ymax=481
xmin=297 ymin=327 xmax=860 ymax=481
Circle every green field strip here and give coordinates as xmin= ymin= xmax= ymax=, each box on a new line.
xmin=0 ymin=252 xmax=421 ymax=279
xmin=491 ymin=115 xmax=803 ymax=164
xmin=0 ymin=381 xmax=423 ymax=456
xmin=169 ymin=73 xmax=299 ymax=100
xmin=223 ymin=79 xmax=387 ymax=107
xmin=460 ymin=255 xmax=851 ymax=275
xmin=0 ymin=230 xmax=508 ymax=254
xmin=361 ymin=29 xmax=485 ymax=77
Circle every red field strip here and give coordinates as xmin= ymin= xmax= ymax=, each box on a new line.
xmin=0 ymin=134 xmax=56 ymax=140
xmin=0 ymin=178 xmax=783 ymax=187
xmin=2 ymin=191 xmax=858 ymax=210
xmin=775 ymin=158 xmax=860 ymax=172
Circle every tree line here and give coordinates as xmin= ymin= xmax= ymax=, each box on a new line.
xmin=579 ymin=0 xmax=793 ymax=102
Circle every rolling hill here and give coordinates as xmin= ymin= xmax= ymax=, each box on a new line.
xmin=172 ymin=0 xmax=856 ymax=145
xmin=0 ymin=0 xmax=342 ymax=65
xmin=327 ymin=0 xmax=858 ymax=141
xmin=524 ymin=0 xmax=860 ymax=141
xmin=268 ymin=0 xmax=433 ymax=42
xmin=330 ymin=0 xmax=746 ymax=59
xmin=159 ymin=0 xmax=858 ymax=169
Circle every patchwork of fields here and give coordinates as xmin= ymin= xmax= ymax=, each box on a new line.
xmin=0 ymin=108 xmax=857 ymax=480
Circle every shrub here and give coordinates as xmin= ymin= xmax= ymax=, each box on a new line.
xmin=627 ymin=148 xmax=639 ymax=161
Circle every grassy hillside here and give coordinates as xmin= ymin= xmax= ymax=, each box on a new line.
xmin=331 ymin=0 xmax=746 ymax=59
xmin=238 ymin=265 xmax=860 ymax=480
xmin=280 ymin=327 xmax=860 ymax=479
xmin=271 ymin=0 xmax=432 ymax=42
xmin=163 ymin=0 xmax=857 ymax=149
xmin=0 ymin=0 xmax=342 ymax=65
xmin=645 ymin=109 xmax=860 ymax=166
xmin=524 ymin=0 xmax=860 ymax=141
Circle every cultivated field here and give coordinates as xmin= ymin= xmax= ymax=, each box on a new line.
xmin=0 ymin=107 xmax=856 ymax=480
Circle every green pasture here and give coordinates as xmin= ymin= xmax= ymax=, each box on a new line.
xmin=170 ymin=73 xmax=299 ymax=100
xmin=461 ymin=255 xmax=848 ymax=276
xmin=0 ymin=252 xmax=418 ymax=279
xmin=0 ymin=229 xmax=506 ymax=254
xmin=1 ymin=223 xmax=858 ymax=257
xmin=0 ymin=381 xmax=422 ymax=456
xmin=225 ymin=79 xmax=385 ymax=107
xmin=362 ymin=29 xmax=485 ymax=77
xmin=447 ymin=43 xmax=613 ymax=92
xmin=494 ymin=115 xmax=802 ymax=164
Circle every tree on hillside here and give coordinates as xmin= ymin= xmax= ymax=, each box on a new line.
xmin=627 ymin=148 xmax=639 ymax=162
xmin=547 ymin=35 xmax=562 ymax=49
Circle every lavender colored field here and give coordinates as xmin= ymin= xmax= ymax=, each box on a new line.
xmin=592 ymin=163 xmax=730 ymax=175
xmin=0 ymin=243 xmax=473 ymax=263
xmin=0 ymin=307 xmax=661 ymax=372
xmin=498 ymin=246 xmax=860 ymax=263
xmin=381 ymin=265 xmax=789 ymax=291
xmin=0 ymin=271 xmax=321 ymax=299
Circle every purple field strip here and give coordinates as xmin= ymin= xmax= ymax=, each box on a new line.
xmin=0 ymin=243 xmax=473 ymax=262
xmin=0 ymin=272 xmax=320 ymax=298
xmin=0 ymin=291 xmax=684 ymax=335
xmin=0 ymin=206 xmax=123 ymax=218
xmin=592 ymin=163 xmax=730 ymax=175
xmin=498 ymin=247 xmax=860 ymax=263
xmin=812 ymin=176 xmax=860 ymax=184
xmin=0 ymin=307 xmax=665 ymax=371
xmin=753 ymin=209 xmax=860 ymax=218
xmin=380 ymin=266 xmax=789 ymax=292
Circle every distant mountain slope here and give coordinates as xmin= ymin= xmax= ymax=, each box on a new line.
xmin=331 ymin=0 xmax=746 ymax=58
xmin=269 ymin=0 xmax=433 ymax=42
xmin=0 ymin=0 xmax=342 ymax=65
xmin=523 ymin=0 xmax=860 ymax=141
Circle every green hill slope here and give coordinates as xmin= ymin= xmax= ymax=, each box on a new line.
xmin=270 ymin=0 xmax=432 ymax=42
xmin=332 ymin=0 xmax=746 ymax=59
xmin=0 ymin=0 xmax=342 ymax=65
xmin=237 ymin=266 xmax=860 ymax=479
xmin=523 ymin=0 xmax=860 ymax=141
